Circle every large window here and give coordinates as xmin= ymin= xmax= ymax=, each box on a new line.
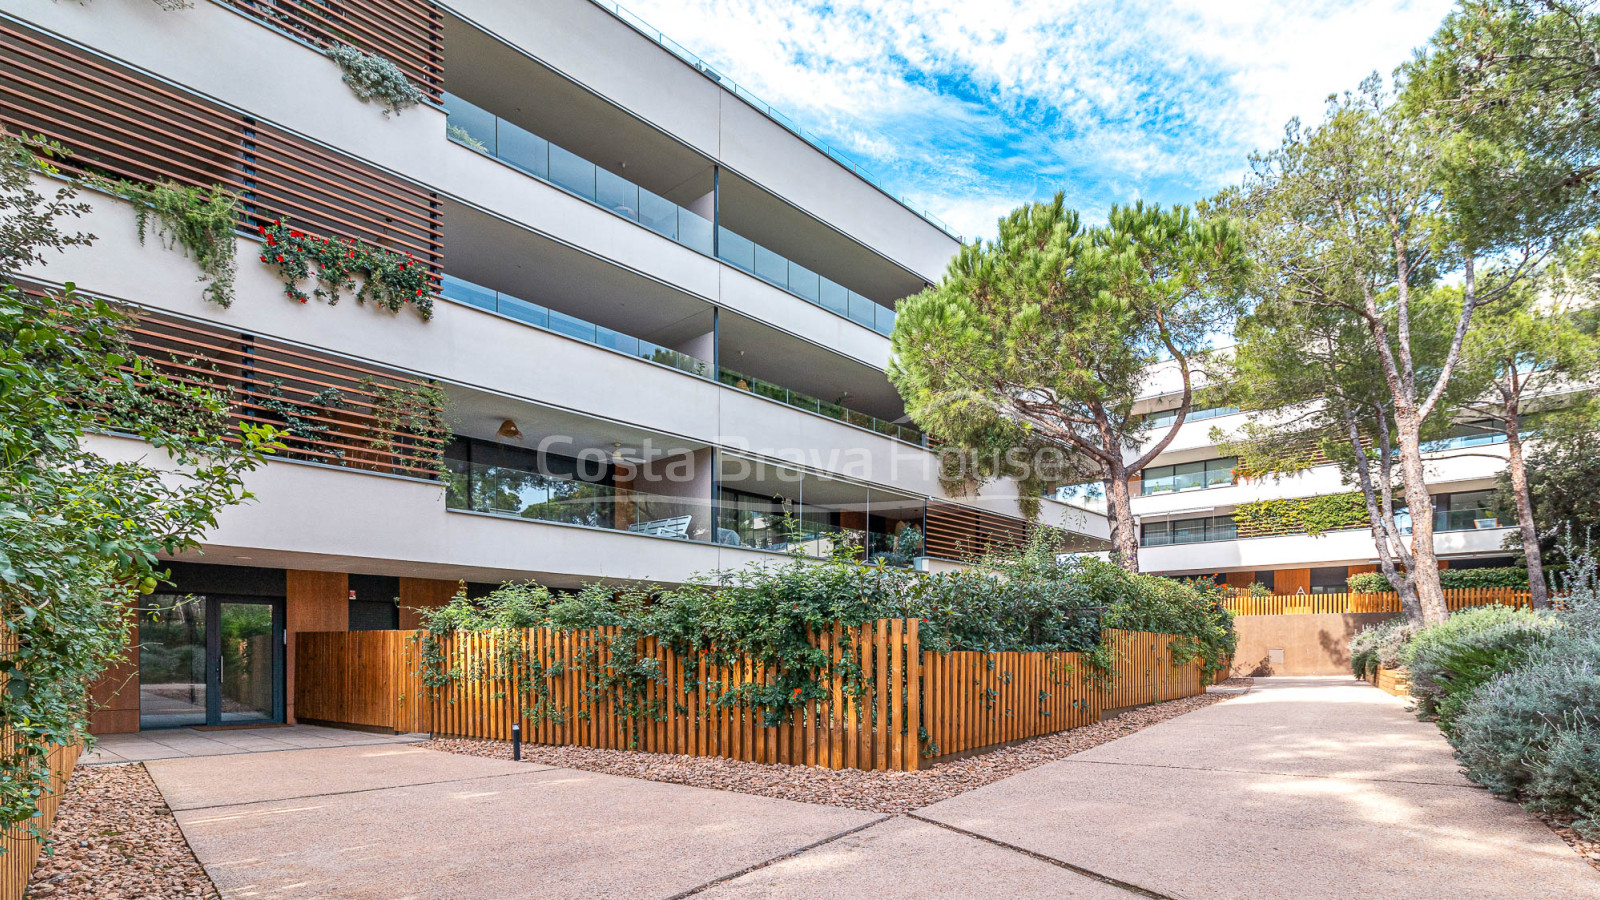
xmin=1141 ymin=515 xmax=1236 ymax=546
xmin=1435 ymin=489 xmax=1500 ymax=532
xmin=1140 ymin=457 xmax=1237 ymax=495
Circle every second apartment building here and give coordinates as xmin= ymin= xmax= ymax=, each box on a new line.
xmin=4 ymin=0 xmax=1108 ymax=733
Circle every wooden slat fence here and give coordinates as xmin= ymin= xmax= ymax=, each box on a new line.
xmin=222 ymin=0 xmax=444 ymax=104
xmin=296 ymin=623 xmax=1210 ymax=770
xmin=1221 ymin=588 xmax=1533 ymax=616
xmin=0 ymin=625 xmax=82 ymax=900
xmin=920 ymin=649 xmax=1102 ymax=761
xmin=1106 ymin=630 xmax=1204 ymax=708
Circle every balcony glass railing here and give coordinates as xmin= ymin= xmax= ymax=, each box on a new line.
xmin=1421 ymin=430 xmax=1508 ymax=452
xmin=441 ymin=274 xmax=710 ymax=377
xmin=447 ymin=458 xmax=714 ymax=542
xmin=715 ymin=227 xmax=896 ymax=336
xmin=718 ymin=366 xmax=924 ymax=445
xmin=445 ymin=93 xmax=715 ymax=255
xmin=1436 ymin=508 xmax=1502 ymax=532
xmin=445 ymin=93 xmax=899 ymax=338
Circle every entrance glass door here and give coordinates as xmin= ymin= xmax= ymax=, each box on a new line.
xmin=140 ymin=594 xmax=284 ymax=729
xmin=216 ymin=601 xmax=277 ymax=725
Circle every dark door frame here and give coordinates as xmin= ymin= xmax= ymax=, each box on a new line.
xmin=201 ymin=594 xmax=286 ymax=726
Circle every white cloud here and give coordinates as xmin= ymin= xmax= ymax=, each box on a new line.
xmin=608 ymin=0 xmax=1455 ymax=238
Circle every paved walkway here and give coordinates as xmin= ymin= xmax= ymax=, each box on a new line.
xmin=141 ymin=678 xmax=1598 ymax=899
xmin=84 ymin=724 xmax=422 ymax=763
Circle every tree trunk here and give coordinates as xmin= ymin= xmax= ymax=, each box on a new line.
xmin=1504 ymin=420 xmax=1549 ymax=609
xmin=1396 ymin=435 xmax=1448 ymax=625
xmin=1104 ymin=464 xmax=1140 ymax=572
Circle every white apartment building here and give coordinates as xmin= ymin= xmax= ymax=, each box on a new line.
xmin=3 ymin=0 xmax=1108 ymax=733
xmin=1060 ymin=360 xmax=1520 ymax=596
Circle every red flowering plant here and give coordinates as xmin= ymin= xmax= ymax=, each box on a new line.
xmin=258 ymin=220 xmax=434 ymax=319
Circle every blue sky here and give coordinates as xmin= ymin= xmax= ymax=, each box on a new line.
xmin=613 ymin=0 xmax=1456 ymax=241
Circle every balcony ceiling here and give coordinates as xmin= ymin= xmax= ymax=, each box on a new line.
xmin=718 ymin=310 xmax=908 ymax=422
xmin=717 ymin=170 xmax=929 ymax=306
xmin=444 ymin=199 xmax=714 ymax=348
xmin=445 ymin=14 xmax=715 ymax=207
xmin=445 ymin=383 xmax=707 ymax=461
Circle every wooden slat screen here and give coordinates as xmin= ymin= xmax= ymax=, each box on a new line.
xmin=924 ymin=501 xmax=1033 ymax=562
xmin=120 ymin=304 xmax=449 ymax=480
xmin=0 ymin=19 xmax=442 ymax=276
xmin=222 ymin=0 xmax=444 ymax=104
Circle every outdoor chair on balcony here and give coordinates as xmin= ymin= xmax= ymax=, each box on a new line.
xmin=628 ymin=515 xmax=693 ymax=539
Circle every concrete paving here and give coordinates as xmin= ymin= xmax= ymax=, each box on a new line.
xmin=84 ymin=724 xmax=423 ymax=763
xmin=142 ymin=680 xmax=1599 ymax=899
xmin=919 ymin=676 xmax=1599 ymax=900
xmin=699 ymin=816 xmax=1131 ymax=899
xmin=157 ymin=744 xmax=881 ymax=900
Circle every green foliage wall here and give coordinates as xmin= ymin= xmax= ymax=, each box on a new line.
xmin=1233 ymin=493 xmax=1369 ymax=538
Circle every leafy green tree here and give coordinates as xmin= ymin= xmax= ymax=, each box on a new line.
xmin=0 ymin=135 xmax=274 ymax=830
xmin=889 ymin=196 xmax=1247 ymax=571
xmin=1222 ymin=69 xmax=1588 ymax=624
xmin=1454 ymin=264 xmax=1599 ymax=607
xmin=1215 ymin=280 xmax=1467 ymax=623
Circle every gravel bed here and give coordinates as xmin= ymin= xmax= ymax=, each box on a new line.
xmin=26 ymin=763 xmax=218 ymax=900
xmin=1215 ymin=676 xmax=1254 ymax=688
xmin=1539 ymin=813 xmax=1600 ymax=872
xmin=424 ymin=690 xmax=1238 ymax=813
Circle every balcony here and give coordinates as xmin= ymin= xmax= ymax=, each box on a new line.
xmin=440 ymin=273 xmax=710 ymax=378
xmin=445 ymin=93 xmax=716 ymax=255
xmin=716 ymin=228 xmax=895 ymax=336
xmin=445 ymin=435 xmax=716 ymax=543
xmin=444 ymin=93 xmax=899 ymax=337
xmin=718 ymin=365 xmax=924 ymax=446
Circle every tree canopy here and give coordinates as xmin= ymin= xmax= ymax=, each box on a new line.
xmin=889 ymin=196 xmax=1247 ymax=569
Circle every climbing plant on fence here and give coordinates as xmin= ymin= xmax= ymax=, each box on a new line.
xmin=413 ymin=537 xmax=1235 ymax=749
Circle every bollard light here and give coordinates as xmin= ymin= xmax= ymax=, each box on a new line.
xmin=512 ymin=722 xmax=522 ymax=761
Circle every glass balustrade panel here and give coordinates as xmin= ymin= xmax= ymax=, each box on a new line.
xmin=596 ymin=168 xmax=640 ymax=222
xmin=548 ymin=144 xmax=597 ymax=201
xmin=498 ymin=127 xmax=549 ymax=180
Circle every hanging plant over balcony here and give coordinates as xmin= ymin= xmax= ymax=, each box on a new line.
xmin=93 ymin=177 xmax=239 ymax=308
xmin=326 ymin=44 xmax=424 ymax=117
xmin=259 ymin=220 xmax=434 ymax=320
xmin=362 ymin=376 xmax=452 ymax=478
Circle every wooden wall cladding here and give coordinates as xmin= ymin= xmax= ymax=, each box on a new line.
xmin=924 ymin=501 xmax=1033 ymax=562
xmin=0 ymin=20 xmax=441 ymax=272
xmin=121 ymin=305 xmax=450 ymax=479
xmin=222 ymin=0 xmax=443 ymax=104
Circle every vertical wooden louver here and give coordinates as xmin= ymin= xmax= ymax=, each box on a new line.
xmin=0 ymin=19 xmax=442 ymax=275
xmin=221 ymin=0 xmax=443 ymax=103
xmin=923 ymin=501 xmax=1035 ymax=562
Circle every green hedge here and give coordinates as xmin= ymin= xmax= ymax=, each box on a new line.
xmin=1346 ymin=567 xmax=1533 ymax=593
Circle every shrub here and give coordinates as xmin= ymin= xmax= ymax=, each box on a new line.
xmin=1448 ymin=534 xmax=1600 ymax=837
xmin=1347 ymin=567 xmax=1533 ymax=593
xmin=1451 ymin=641 xmax=1600 ymax=836
xmin=1404 ymin=604 xmax=1560 ymax=721
xmin=1349 ymin=617 xmax=1415 ymax=679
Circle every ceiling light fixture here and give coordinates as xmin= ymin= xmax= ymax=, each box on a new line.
xmin=497 ymin=419 xmax=522 ymax=439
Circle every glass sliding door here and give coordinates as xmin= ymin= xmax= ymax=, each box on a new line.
xmin=140 ymin=594 xmax=284 ymax=729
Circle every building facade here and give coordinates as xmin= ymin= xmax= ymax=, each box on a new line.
xmin=3 ymin=0 xmax=1107 ymax=733
xmin=1057 ymin=359 xmax=1522 ymax=594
